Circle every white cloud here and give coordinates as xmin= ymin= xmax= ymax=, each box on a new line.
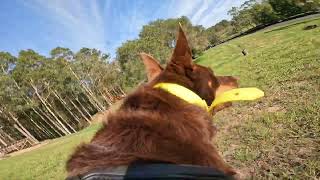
xmin=198 ymin=0 xmax=248 ymax=27
xmin=23 ymin=0 xmax=107 ymax=52
xmin=168 ymin=0 xmax=201 ymax=18
xmin=170 ymin=0 xmax=247 ymax=27
xmin=19 ymin=0 xmax=247 ymax=57
xmin=190 ymin=0 xmax=210 ymax=24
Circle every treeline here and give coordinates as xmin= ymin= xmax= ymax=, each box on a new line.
xmin=213 ymin=0 xmax=320 ymax=42
xmin=0 ymin=0 xmax=319 ymax=151
xmin=117 ymin=0 xmax=320 ymax=87
xmin=0 ymin=48 xmax=125 ymax=150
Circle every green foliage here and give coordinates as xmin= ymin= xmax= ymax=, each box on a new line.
xmin=250 ymin=2 xmax=280 ymax=24
xmin=117 ymin=16 xmax=209 ymax=87
xmin=0 ymin=124 xmax=101 ymax=180
xmin=0 ymin=47 xmax=124 ymax=142
xmin=205 ymin=20 xmax=234 ymax=45
xmin=228 ymin=6 xmax=256 ymax=33
xmin=50 ymin=47 xmax=73 ymax=60
xmin=269 ymin=0 xmax=304 ymax=18
xmin=0 ymin=52 xmax=16 ymax=73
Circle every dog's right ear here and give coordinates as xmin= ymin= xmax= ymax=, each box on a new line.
xmin=139 ymin=52 xmax=163 ymax=81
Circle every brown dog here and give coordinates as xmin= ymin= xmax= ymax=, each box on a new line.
xmin=66 ymin=26 xmax=239 ymax=178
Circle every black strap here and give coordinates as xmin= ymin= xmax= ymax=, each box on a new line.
xmin=66 ymin=163 xmax=234 ymax=180
xmin=125 ymin=163 xmax=233 ymax=180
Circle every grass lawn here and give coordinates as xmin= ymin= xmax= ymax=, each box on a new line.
xmin=0 ymin=124 xmax=101 ymax=180
xmin=197 ymin=16 xmax=320 ymax=179
xmin=0 ymin=16 xmax=319 ymax=179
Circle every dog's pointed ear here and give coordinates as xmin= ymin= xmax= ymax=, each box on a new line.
xmin=170 ymin=24 xmax=193 ymax=67
xmin=139 ymin=52 xmax=163 ymax=81
xmin=212 ymin=76 xmax=239 ymax=113
xmin=215 ymin=76 xmax=239 ymax=96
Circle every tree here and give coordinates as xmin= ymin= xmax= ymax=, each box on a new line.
xmin=117 ymin=16 xmax=210 ymax=87
xmin=250 ymin=2 xmax=279 ymax=24
xmin=268 ymin=0 xmax=305 ymax=18
xmin=0 ymin=47 xmax=125 ymax=150
xmin=205 ymin=20 xmax=234 ymax=45
xmin=0 ymin=52 xmax=16 ymax=74
xmin=228 ymin=5 xmax=257 ymax=33
xmin=295 ymin=0 xmax=320 ymax=11
xmin=50 ymin=47 xmax=74 ymax=61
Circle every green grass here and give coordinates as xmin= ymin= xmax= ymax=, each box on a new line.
xmin=0 ymin=124 xmax=101 ymax=180
xmin=1 ymin=17 xmax=319 ymax=179
xmin=197 ymin=17 xmax=320 ymax=179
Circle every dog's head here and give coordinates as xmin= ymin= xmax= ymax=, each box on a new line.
xmin=140 ymin=26 xmax=238 ymax=112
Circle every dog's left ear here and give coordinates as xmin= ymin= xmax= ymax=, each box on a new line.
xmin=139 ymin=53 xmax=163 ymax=81
xmin=215 ymin=76 xmax=239 ymax=96
xmin=170 ymin=25 xmax=193 ymax=68
xmin=212 ymin=76 xmax=239 ymax=113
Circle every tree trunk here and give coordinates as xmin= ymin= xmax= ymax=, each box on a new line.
xmin=37 ymin=108 xmax=63 ymax=137
xmin=23 ymin=98 xmax=57 ymax=138
xmin=13 ymin=124 xmax=37 ymax=144
xmin=23 ymin=112 xmax=50 ymax=139
xmin=0 ymin=129 xmax=15 ymax=143
xmin=104 ymin=89 xmax=115 ymax=103
xmin=97 ymin=88 xmax=112 ymax=106
xmin=88 ymin=76 xmax=107 ymax=110
xmin=0 ymin=136 xmax=8 ymax=147
xmin=9 ymin=112 xmax=39 ymax=144
xmin=67 ymin=97 xmax=91 ymax=124
xmin=67 ymin=66 xmax=105 ymax=111
xmin=30 ymin=82 xmax=71 ymax=135
xmin=13 ymin=80 xmax=62 ymax=137
xmin=42 ymin=93 xmax=76 ymax=133
xmin=30 ymin=108 xmax=56 ymax=138
xmin=118 ymin=86 xmax=126 ymax=96
xmin=52 ymin=90 xmax=82 ymax=124
xmin=102 ymin=89 xmax=113 ymax=106
xmin=13 ymin=79 xmax=59 ymax=137
xmin=73 ymin=95 xmax=92 ymax=119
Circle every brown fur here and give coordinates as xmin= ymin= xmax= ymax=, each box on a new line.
xmin=66 ymin=26 xmax=238 ymax=177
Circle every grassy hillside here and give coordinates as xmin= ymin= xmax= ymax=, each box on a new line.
xmin=0 ymin=124 xmax=101 ymax=179
xmin=0 ymin=17 xmax=319 ymax=179
xmin=197 ymin=17 xmax=320 ymax=179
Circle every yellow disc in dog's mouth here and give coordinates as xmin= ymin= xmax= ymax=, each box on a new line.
xmin=209 ymin=88 xmax=264 ymax=111
xmin=154 ymin=83 xmax=264 ymax=113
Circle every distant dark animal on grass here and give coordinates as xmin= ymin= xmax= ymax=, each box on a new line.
xmin=303 ymin=24 xmax=318 ymax=30
xmin=66 ymin=26 xmax=239 ymax=179
xmin=242 ymin=49 xmax=248 ymax=56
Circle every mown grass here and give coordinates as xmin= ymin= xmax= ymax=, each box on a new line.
xmin=0 ymin=124 xmax=101 ymax=180
xmin=196 ymin=16 xmax=320 ymax=179
xmin=0 ymin=17 xmax=319 ymax=179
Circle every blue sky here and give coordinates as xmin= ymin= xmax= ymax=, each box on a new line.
xmin=0 ymin=0 xmax=246 ymax=58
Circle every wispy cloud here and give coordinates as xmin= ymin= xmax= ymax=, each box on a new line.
xmin=10 ymin=0 xmax=246 ymax=58
xmin=198 ymin=0 xmax=247 ymax=27
xmin=23 ymin=0 xmax=107 ymax=52
xmin=169 ymin=0 xmax=247 ymax=27
xmin=190 ymin=0 xmax=210 ymax=24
